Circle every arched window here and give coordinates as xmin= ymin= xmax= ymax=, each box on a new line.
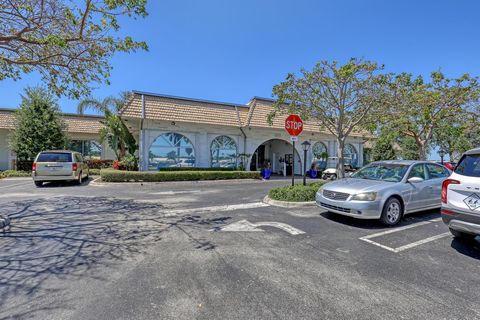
xmin=344 ymin=144 xmax=358 ymax=167
xmin=312 ymin=142 xmax=328 ymax=169
xmin=148 ymin=133 xmax=195 ymax=171
xmin=211 ymin=136 xmax=237 ymax=168
xmin=312 ymin=142 xmax=328 ymax=160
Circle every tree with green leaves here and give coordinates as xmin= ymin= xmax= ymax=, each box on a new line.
xmin=384 ymin=72 xmax=479 ymax=160
xmin=396 ymin=136 xmax=422 ymax=160
xmin=371 ymin=130 xmax=396 ymax=161
xmin=0 ymin=0 xmax=148 ymax=99
xmin=433 ymin=119 xmax=473 ymax=161
xmin=268 ymin=59 xmax=387 ymax=178
xmin=77 ymin=93 xmax=137 ymax=160
xmin=9 ymin=86 xmax=68 ymax=160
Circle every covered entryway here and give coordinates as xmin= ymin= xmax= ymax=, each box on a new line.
xmin=249 ymin=139 xmax=302 ymax=175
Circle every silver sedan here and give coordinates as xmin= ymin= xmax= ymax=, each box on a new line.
xmin=316 ymin=160 xmax=451 ymax=225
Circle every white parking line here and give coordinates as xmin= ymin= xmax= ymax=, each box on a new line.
xmin=162 ymin=202 xmax=270 ymax=216
xmin=359 ymin=218 xmax=450 ymax=253
xmin=394 ymin=232 xmax=451 ymax=252
xmin=0 ymin=181 xmax=32 ymax=189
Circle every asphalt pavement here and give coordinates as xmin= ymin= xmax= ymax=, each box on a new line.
xmin=0 ymin=177 xmax=479 ymax=320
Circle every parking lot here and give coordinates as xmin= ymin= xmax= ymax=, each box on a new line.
xmin=0 ymin=177 xmax=479 ymax=320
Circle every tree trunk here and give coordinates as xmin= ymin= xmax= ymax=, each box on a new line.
xmin=414 ymin=137 xmax=427 ymax=160
xmin=336 ymin=139 xmax=345 ymax=179
xmin=417 ymin=144 xmax=427 ymax=160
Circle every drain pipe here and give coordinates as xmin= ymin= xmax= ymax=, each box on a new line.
xmin=235 ymin=105 xmax=248 ymax=169
xmin=139 ymin=94 xmax=145 ymax=171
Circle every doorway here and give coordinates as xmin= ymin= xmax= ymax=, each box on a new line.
xmin=250 ymin=139 xmax=302 ymax=175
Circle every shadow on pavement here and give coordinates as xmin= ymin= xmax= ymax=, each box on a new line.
xmin=38 ymin=178 xmax=93 ymax=188
xmin=0 ymin=196 xmax=230 ymax=319
xmin=320 ymin=209 xmax=440 ymax=230
xmin=450 ymin=238 xmax=480 ymax=260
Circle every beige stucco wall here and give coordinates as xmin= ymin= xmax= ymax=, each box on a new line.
xmin=0 ymin=129 xmax=10 ymax=170
xmin=136 ymin=119 xmax=364 ymax=172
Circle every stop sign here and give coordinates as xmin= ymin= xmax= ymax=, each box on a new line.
xmin=285 ymin=114 xmax=304 ymax=137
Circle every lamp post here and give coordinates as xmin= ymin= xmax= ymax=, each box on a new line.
xmin=301 ymin=141 xmax=311 ymax=186
xmin=439 ymin=149 xmax=445 ymax=165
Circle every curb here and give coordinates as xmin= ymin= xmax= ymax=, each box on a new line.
xmin=263 ymin=195 xmax=317 ymax=208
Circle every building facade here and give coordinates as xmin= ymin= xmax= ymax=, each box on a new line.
xmin=0 ymin=109 xmax=115 ymax=170
xmin=0 ymin=91 xmax=368 ymax=173
xmin=120 ymin=91 xmax=367 ymax=174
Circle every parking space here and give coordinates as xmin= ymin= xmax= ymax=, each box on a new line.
xmin=359 ymin=217 xmax=450 ymax=253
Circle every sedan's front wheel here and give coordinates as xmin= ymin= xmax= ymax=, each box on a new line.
xmin=380 ymin=198 xmax=403 ymax=226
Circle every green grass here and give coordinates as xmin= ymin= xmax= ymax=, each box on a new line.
xmin=0 ymin=170 xmax=31 ymax=179
xmin=268 ymin=181 xmax=325 ymax=202
xmin=100 ymin=169 xmax=261 ymax=182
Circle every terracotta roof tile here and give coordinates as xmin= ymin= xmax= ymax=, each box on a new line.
xmin=0 ymin=110 xmax=15 ymax=129
xmin=246 ymin=100 xmax=329 ymax=133
xmin=246 ymin=99 xmax=371 ymax=138
xmin=120 ymin=93 xmax=372 ymax=138
xmin=0 ymin=109 xmax=103 ymax=134
xmin=121 ymin=94 xmax=246 ymax=127
xmin=63 ymin=116 xmax=104 ymax=134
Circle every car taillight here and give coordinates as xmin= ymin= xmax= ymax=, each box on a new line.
xmin=441 ymin=179 xmax=460 ymax=204
xmin=72 ymin=163 xmax=78 ymax=171
xmin=32 ymin=162 xmax=36 ymax=172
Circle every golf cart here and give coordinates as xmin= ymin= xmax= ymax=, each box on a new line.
xmin=321 ymin=157 xmax=357 ymax=180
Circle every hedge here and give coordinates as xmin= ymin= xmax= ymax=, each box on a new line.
xmin=100 ymin=169 xmax=261 ymax=182
xmin=0 ymin=170 xmax=31 ymax=179
xmin=86 ymin=159 xmax=114 ymax=169
xmin=89 ymin=169 xmax=101 ymax=176
xmin=268 ymin=181 xmax=325 ymax=202
xmin=15 ymin=160 xmax=33 ymax=171
xmin=158 ymin=167 xmax=236 ymax=172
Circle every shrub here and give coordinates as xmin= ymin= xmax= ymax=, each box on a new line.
xmin=119 ymin=154 xmax=138 ymax=171
xmin=89 ymin=169 xmax=101 ymax=175
xmin=101 ymin=169 xmax=261 ymax=182
xmin=268 ymin=181 xmax=325 ymax=202
xmin=0 ymin=170 xmax=31 ymax=179
xmin=15 ymin=160 xmax=33 ymax=172
xmin=157 ymin=167 xmax=236 ymax=172
xmin=86 ymin=159 xmax=114 ymax=169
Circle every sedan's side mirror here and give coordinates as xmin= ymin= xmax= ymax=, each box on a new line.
xmin=407 ymin=177 xmax=424 ymax=183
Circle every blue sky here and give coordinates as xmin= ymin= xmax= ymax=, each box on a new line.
xmin=1 ymin=0 xmax=478 ymax=158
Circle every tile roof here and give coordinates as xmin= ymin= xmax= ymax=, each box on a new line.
xmin=120 ymin=93 xmax=245 ymax=127
xmin=0 ymin=109 xmax=16 ymax=129
xmin=0 ymin=109 xmax=104 ymax=134
xmin=63 ymin=115 xmax=104 ymax=134
xmin=245 ymin=99 xmax=324 ymax=131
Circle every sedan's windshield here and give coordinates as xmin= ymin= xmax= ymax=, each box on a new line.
xmin=351 ymin=163 xmax=409 ymax=182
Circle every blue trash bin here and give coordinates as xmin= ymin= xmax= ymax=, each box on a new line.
xmin=262 ymin=168 xmax=272 ymax=180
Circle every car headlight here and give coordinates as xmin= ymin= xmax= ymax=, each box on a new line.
xmin=351 ymin=192 xmax=377 ymax=201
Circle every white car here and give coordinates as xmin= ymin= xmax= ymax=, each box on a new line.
xmin=441 ymin=148 xmax=480 ymax=240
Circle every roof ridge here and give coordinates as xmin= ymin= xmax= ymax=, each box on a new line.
xmin=0 ymin=107 xmax=104 ymax=119
xmin=132 ymin=90 xmax=249 ymax=108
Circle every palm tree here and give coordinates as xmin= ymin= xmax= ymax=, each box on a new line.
xmin=77 ymin=92 xmax=137 ymax=160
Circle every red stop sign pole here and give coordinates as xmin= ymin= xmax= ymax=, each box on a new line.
xmin=285 ymin=115 xmax=304 ymax=186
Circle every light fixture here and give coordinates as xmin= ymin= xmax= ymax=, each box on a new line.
xmin=301 ymin=140 xmax=311 ymax=151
